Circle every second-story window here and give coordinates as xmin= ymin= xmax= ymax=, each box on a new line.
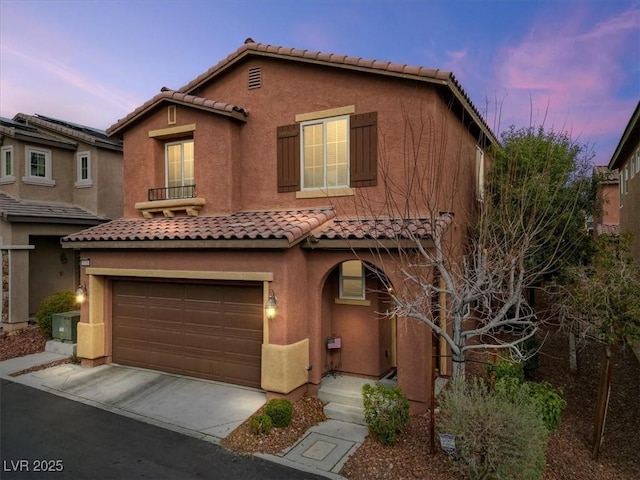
xmin=0 ymin=146 xmax=14 ymax=184
xmin=301 ymin=116 xmax=349 ymax=189
xmin=75 ymin=151 xmax=92 ymax=187
xmin=166 ymin=139 xmax=194 ymax=199
xmin=23 ymin=146 xmax=55 ymax=186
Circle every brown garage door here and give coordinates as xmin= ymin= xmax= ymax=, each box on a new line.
xmin=112 ymin=279 xmax=263 ymax=388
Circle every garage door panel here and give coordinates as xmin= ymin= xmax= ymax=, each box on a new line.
xmin=147 ymin=282 xmax=182 ymax=299
xmin=183 ymin=332 xmax=222 ymax=351
xmin=113 ymin=280 xmax=263 ymax=388
xmin=224 ymin=285 xmax=263 ymax=304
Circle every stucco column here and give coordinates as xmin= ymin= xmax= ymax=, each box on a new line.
xmin=1 ymin=246 xmax=33 ymax=331
xmin=76 ymin=274 xmax=106 ymax=359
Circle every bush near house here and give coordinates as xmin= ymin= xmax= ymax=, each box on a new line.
xmin=438 ymin=377 xmax=548 ymax=480
xmin=35 ymin=291 xmax=76 ymax=337
xmin=264 ymin=398 xmax=294 ymax=428
xmin=492 ymin=358 xmax=567 ymax=432
xmin=362 ymin=383 xmax=410 ymax=446
xmin=249 ymin=413 xmax=273 ymax=435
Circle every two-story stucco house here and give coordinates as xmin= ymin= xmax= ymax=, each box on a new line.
xmin=0 ymin=115 xmax=123 ymax=331
xmin=608 ymin=101 xmax=640 ymax=260
xmin=61 ymin=40 xmax=496 ymax=411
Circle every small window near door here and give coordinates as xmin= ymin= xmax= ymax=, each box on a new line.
xmin=340 ymin=260 xmax=365 ymax=300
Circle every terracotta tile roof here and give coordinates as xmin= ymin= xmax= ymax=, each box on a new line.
xmin=13 ymin=114 xmax=122 ymax=151
xmin=177 ymin=40 xmax=496 ymax=145
xmin=596 ymin=224 xmax=620 ymax=237
xmin=313 ymin=213 xmax=454 ymax=240
xmin=593 ymin=165 xmax=619 ymax=183
xmin=107 ymin=89 xmax=248 ymax=136
xmin=0 ymin=192 xmax=108 ymax=224
xmin=62 ymin=208 xmax=335 ymax=245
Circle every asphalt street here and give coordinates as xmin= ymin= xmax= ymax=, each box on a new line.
xmin=0 ymin=379 xmax=326 ymax=480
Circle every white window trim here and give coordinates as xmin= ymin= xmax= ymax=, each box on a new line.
xmin=300 ymin=115 xmax=350 ymax=191
xmin=23 ymin=146 xmax=55 ymax=186
xmin=0 ymin=145 xmax=15 ymax=184
xmin=339 ymin=260 xmax=366 ymax=300
xmin=75 ymin=151 xmax=93 ymax=188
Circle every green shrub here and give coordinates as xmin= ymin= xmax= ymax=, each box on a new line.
xmin=521 ymin=336 xmax=541 ymax=379
xmin=362 ymin=383 xmax=410 ymax=446
xmin=491 ymin=358 xmax=525 ymax=384
xmin=438 ymin=378 xmax=548 ymax=480
xmin=35 ymin=291 xmax=77 ymax=337
xmin=527 ymin=381 xmax=567 ymax=432
xmin=249 ymin=413 xmax=273 ymax=435
xmin=264 ymin=398 xmax=294 ymax=428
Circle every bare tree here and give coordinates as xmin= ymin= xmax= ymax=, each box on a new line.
xmin=348 ymin=106 xmax=594 ymax=378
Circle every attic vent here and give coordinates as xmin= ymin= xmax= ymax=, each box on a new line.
xmin=248 ymin=67 xmax=261 ymax=89
xmin=167 ymin=105 xmax=177 ymax=125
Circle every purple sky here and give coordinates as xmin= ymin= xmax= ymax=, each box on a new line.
xmin=1 ymin=0 xmax=638 ymax=166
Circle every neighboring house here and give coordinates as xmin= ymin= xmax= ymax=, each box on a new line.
xmin=608 ymin=100 xmax=640 ymax=261
xmin=0 ymin=114 xmax=123 ymax=331
xmin=592 ymin=166 xmax=619 ymax=237
xmin=61 ymin=40 xmax=496 ymax=411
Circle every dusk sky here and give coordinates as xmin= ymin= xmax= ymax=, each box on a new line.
xmin=1 ymin=0 xmax=638 ymax=166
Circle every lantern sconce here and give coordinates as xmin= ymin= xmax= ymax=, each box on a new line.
xmin=76 ymin=284 xmax=87 ymax=304
xmin=265 ymin=290 xmax=278 ymax=320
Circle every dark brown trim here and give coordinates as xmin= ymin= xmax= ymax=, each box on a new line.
xmin=277 ymin=123 xmax=300 ymax=192
xmin=350 ymin=112 xmax=377 ymax=187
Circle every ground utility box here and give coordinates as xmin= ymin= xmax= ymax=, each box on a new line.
xmin=51 ymin=310 xmax=81 ymax=343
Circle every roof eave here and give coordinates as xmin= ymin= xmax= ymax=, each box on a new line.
xmin=107 ymin=97 xmax=247 ymax=138
xmin=3 ymin=215 xmax=107 ymax=225
xmin=303 ymin=238 xmax=435 ymax=250
xmin=61 ymin=238 xmax=294 ymax=249
xmin=608 ymin=101 xmax=640 ymax=170
xmin=181 ymin=48 xmax=497 ymax=147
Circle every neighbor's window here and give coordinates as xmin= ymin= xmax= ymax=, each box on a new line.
xmin=340 ymin=260 xmax=365 ymax=300
xmin=23 ymin=146 xmax=54 ymax=186
xmin=0 ymin=145 xmax=14 ymax=183
xmin=301 ymin=116 xmax=349 ymax=189
xmin=165 ymin=139 xmax=194 ymax=198
xmin=75 ymin=151 xmax=92 ymax=187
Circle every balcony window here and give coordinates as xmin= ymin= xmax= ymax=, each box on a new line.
xmin=166 ymin=139 xmax=194 ymax=199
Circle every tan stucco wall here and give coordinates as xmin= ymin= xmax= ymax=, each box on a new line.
xmin=0 ymin=247 xmax=32 ymax=329
xmin=261 ymin=338 xmax=309 ymax=394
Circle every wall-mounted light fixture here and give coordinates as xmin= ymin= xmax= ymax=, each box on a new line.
xmin=75 ymin=284 xmax=87 ymax=304
xmin=265 ymin=290 xmax=278 ymax=320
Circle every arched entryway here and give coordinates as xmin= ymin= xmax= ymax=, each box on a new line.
xmin=319 ymin=259 xmax=396 ymax=380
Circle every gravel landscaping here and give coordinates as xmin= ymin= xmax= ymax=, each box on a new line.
xmin=3 ymin=325 xmax=638 ymax=479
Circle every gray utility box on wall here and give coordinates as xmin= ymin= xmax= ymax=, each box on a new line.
xmin=51 ymin=310 xmax=81 ymax=343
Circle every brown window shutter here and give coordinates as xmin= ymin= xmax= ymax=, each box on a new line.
xmin=277 ymin=124 xmax=300 ymax=192
xmin=350 ymin=112 xmax=378 ymax=187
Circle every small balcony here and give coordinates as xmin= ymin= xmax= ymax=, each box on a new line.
xmin=135 ymin=184 xmax=205 ymax=218
xmin=148 ymin=185 xmax=196 ymax=201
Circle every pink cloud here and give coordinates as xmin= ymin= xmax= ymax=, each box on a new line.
xmin=492 ymin=5 xmax=639 ymax=162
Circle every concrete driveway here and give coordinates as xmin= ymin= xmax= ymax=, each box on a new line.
xmin=1 ymin=358 xmax=266 ymax=442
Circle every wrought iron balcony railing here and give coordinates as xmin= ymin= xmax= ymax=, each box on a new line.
xmin=147 ymin=184 xmax=196 ymax=201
